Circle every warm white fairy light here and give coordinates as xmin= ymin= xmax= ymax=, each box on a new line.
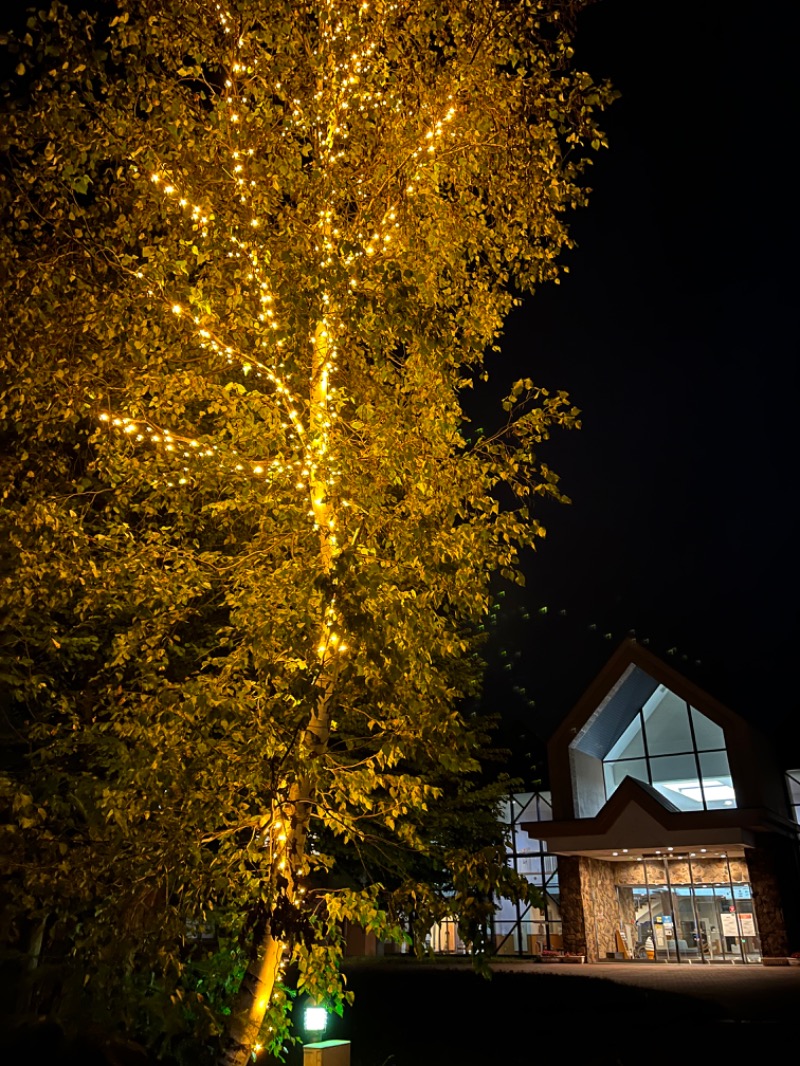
xmin=96 ymin=22 xmax=475 ymax=1040
xmin=93 ymin=11 xmax=456 ymax=1057
xmin=146 ymin=167 xmax=212 ymax=235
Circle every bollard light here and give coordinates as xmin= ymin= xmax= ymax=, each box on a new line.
xmin=304 ymin=1004 xmax=328 ymax=1036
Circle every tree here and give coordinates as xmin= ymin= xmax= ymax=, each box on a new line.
xmin=0 ymin=2 xmax=613 ymax=1063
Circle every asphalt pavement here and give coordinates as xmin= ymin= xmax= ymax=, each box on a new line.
xmin=327 ymin=957 xmax=800 ymax=1065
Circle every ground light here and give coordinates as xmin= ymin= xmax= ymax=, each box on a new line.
xmin=301 ymin=1001 xmax=351 ymax=1066
xmin=303 ymin=1004 xmax=328 ymax=1037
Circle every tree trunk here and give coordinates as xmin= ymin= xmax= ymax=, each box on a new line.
xmin=216 ymin=934 xmax=284 ymax=1066
xmin=216 ymin=319 xmax=339 ymax=1066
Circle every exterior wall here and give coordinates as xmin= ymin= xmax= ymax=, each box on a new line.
xmin=724 ymin=719 xmax=789 ymax=813
xmin=343 ymin=921 xmax=378 ymax=956
xmin=559 ymin=856 xmax=617 ymax=961
xmin=569 ymin=748 xmax=606 ymax=819
xmin=557 ymin=856 xmax=587 ymax=956
xmin=771 ymin=833 xmax=800 ymax=952
xmin=746 ymin=845 xmax=789 ymax=957
xmin=612 ymin=857 xmax=748 ymax=885
xmin=577 ymin=857 xmax=618 ymax=962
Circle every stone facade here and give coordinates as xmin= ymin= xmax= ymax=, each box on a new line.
xmin=557 ymin=856 xmax=587 ymax=957
xmin=611 ymin=857 xmax=748 ymax=886
xmin=558 ymin=856 xmax=618 ymax=962
xmin=578 ymin=857 xmax=618 ymax=962
xmin=746 ymin=846 xmax=789 ymax=957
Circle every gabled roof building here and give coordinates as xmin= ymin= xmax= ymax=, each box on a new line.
xmin=517 ymin=638 xmax=800 ymax=962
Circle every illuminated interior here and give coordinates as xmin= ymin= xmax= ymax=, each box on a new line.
xmin=601 ymin=685 xmax=735 ymax=810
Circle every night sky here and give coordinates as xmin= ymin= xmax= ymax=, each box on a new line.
xmin=480 ymin=0 xmax=798 ymax=780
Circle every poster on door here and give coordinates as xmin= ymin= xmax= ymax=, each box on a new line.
xmin=738 ymin=913 xmax=756 ymax=937
xmin=721 ymin=912 xmax=756 ymax=937
xmin=720 ymin=913 xmax=737 ymax=936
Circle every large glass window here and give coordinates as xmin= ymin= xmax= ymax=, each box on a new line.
xmin=615 ymin=854 xmax=761 ymax=963
xmin=430 ymin=792 xmax=559 ymax=956
xmin=604 ymin=757 xmax=648 ymax=797
xmin=602 ymin=686 xmax=735 ymax=810
xmin=698 ymin=752 xmax=735 ymax=809
xmin=505 ymin=791 xmax=552 ymax=855
xmin=650 ymin=754 xmax=703 ymax=810
xmin=691 ymin=708 xmax=725 ymax=750
xmin=492 ymin=791 xmax=561 ymax=956
xmin=645 ymin=690 xmax=693 ymax=755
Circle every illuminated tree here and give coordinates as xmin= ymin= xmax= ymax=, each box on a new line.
xmin=0 ymin=2 xmax=612 ymax=1062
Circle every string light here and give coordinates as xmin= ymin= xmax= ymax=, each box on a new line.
xmin=101 ymin=12 xmax=478 ymax=1059
xmin=96 ymin=24 xmax=474 ymax=1030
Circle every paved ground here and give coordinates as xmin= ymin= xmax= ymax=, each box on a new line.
xmin=488 ymin=957 xmax=800 ymax=1021
xmin=313 ymin=957 xmax=800 ymax=1066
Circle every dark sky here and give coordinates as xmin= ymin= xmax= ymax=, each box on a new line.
xmin=481 ymin=0 xmax=798 ymax=778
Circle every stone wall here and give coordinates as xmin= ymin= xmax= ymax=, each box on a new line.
xmin=557 ymin=856 xmax=587 ymax=956
xmin=613 ymin=860 xmax=668 ymax=886
xmin=612 ymin=857 xmax=748 ymax=886
xmin=578 ymin=857 xmax=618 ymax=962
xmin=554 ymin=856 xmax=618 ymax=962
xmin=747 ymin=846 xmax=789 ymax=957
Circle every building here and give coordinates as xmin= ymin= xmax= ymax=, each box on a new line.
xmin=369 ymin=639 xmax=800 ymax=963
xmin=501 ymin=638 xmax=800 ymax=962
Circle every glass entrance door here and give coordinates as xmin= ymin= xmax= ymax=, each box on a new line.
xmin=614 ymin=857 xmax=760 ymax=963
xmin=616 ymin=885 xmax=655 ymax=958
xmin=691 ymin=889 xmax=726 ymax=961
xmin=671 ymin=887 xmax=705 ymax=961
xmin=691 ymin=885 xmax=761 ymax=962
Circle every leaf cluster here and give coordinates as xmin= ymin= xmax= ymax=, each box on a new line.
xmin=0 ymin=1 xmax=612 ymax=1059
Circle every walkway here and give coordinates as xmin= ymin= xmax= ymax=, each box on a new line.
xmin=336 ymin=957 xmax=800 ymax=1065
xmin=487 ymin=958 xmax=800 ymax=1023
